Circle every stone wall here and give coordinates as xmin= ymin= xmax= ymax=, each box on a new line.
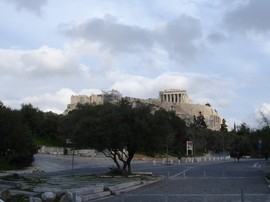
xmin=162 ymin=102 xmax=222 ymax=130
xmin=38 ymin=146 xmax=97 ymax=157
xmin=64 ymin=91 xmax=118 ymax=114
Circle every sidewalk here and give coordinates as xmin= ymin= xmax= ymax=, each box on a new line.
xmin=0 ymin=154 xmax=163 ymax=202
xmin=0 ymin=170 xmax=163 ymax=201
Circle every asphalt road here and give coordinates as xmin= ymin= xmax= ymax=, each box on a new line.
xmin=97 ymin=159 xmax=270 ymax=202
xmin=25 ymin=154 xmax=270 ymax=201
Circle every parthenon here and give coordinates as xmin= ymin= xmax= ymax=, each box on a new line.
xmin=159 ymin=89 xmax=192 ymax=104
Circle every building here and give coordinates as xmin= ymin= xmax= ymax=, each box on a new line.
xmin=159 ymin=89 xmax=192 ymax=104
xmin=64 ymin=89 xmax=222 ymax=130
xmin=64 ymin=90 xmax=121 ymax=114
xmin=158 ymin=89 xmax=222 ymax=130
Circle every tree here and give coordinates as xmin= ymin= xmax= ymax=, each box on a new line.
xmin=220 ymin=119 xmax=228 ymax=132
xmin=193 ymin=111 xmax=207 ymax=129
xmin=151 ymin=109 xmax=186 ymax=156
xmin=93 ymin=100 xmax=161 ymax=174
xmin=257 ymin=109 xmax=270 ymax=128
xmin=65 ymin=99 xmax=186 ymax=175
xmin=62 ymin=103 xmax=99 ymax=148
xmin=237 ymin=123 xmax=251 ymax=136
xmin=6 ymin=122 xmax=37 ymax=166
xmin=228 ymin=123 xmax=252 ymax=157
xmin=0 ymin=104 xmax=37 ymax=168
xmin=219 ymin=119 xmax=228 ymax=155
xmin=188 ymin=112 xmax=208 ymax=155
xmin=20 ymin=103 xmax=43 ymax=136
xmin=205 ymin=103 xmax=211 ymax=107
xmin=40 ymin=112 xmax=60 ymax=141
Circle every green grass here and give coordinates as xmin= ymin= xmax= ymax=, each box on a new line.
xmin=0 ymin=158 xmax=10 ymax=170
xmin=33 ymin=136 xmax=66 ymax=147
xmin=8 ymin=194 xmax=27 ymax=202
xmin=0 ymin=173 xmax=46 ymax=186
xmin=266 ymin=173 xmax=270 ymax=181
xmin=0 ymin=158 xmax=22 ymax=171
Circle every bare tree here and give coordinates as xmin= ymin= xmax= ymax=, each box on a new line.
xmin=257 ymin=108 xmax=270 ymax=128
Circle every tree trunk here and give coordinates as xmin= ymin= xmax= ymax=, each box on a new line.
xmin=124 ymin=151 xmax=135 ymax=174
xmin=113 ymin=155 xmax=121 ymax=170
xmin=103 ymin=149 xmax=121 ymax=171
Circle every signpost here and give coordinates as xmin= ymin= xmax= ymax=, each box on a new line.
xmin=186 ymin=141 xmax=193 ymax=156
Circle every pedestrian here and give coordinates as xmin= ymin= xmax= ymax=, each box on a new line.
xmin=236 ymin=152 xmax=240 ymax=162
xmin=265 ymin=150 xmax=269 ymax=161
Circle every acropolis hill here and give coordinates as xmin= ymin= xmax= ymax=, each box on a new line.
xmin=65 ymin=89 xmax=222 ymax=130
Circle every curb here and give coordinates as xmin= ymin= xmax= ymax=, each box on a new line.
xmin=80 ymin=176 xmax=164 ymax=201
xmin=107 ymin=176 xmax=164 ymax=196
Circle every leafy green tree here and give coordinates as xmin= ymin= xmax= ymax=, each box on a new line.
xmin=193 ymin=111 xmax=207 ymax=129
xmin=228 ymin=123 xmax=252 ymax=157
xmin=151 ymin=109 xmax=187 ymax=156
xmin=237 ymin=123 xmax=251 ymax=136
xmin=20 ymin=103 xmax=43 ymax=135
xmin=205 ymin=103 xmax=211 ymax=107
xmin=0 ymin=103 xmax=37 ymax=168
xmin=220 ymin=119 xmax=228 ymax=132
xmin=62 ymin=103 xmax=99 ymax=147
xmin=0 ymin=104 xmax=12 ymax=154
xmin=252 ymin=126 xmax=270 ymax=157
xmin=40 ymin=112 xmax=61 ymax=142
xmin=65 ymin=99 xmax=186 ymax=174
xmin=188 ymin=112 xmax=208 ymax=155
xmin=93 ymin=100 xmax=161 ymax=174
xmin=6 ymin=122 xmax=37 ymax=166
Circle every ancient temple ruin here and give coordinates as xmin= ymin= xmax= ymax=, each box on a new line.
xmin=65 ymin=90 xmax=122 ymax=114
xmin=159 ymin=89 xmax=192 ymax=104
xmin=64 ymin=89 xmax=222 ymax=130
xmin=158 ymin=89 xmax=221 ymax=130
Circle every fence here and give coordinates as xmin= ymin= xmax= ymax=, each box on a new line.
xmin=152 ymin=155 xmax=231 ymax=165
xmin=119 ymin=192 xmax=269 ymax=202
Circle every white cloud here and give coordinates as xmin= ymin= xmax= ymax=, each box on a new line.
xmin=109 ymin=72 xmax=236 ymax=112
xmin=63 ymin=40 xmax=119 ymax=75
xmin=3 ymin=88 xmax=75 ymax=113
xmin=0 ymin=46 xmax=81 ymax=78
xmin=78 ymin=89 xmax=102 ymax=95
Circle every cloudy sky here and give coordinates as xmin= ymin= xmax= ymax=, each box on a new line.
xmin=1 ymin=0 xmax=270 ymax=129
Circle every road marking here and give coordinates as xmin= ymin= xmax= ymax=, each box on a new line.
xmin=253 ymin=162 xmax=260 ymax=168
xmin=170 ymin=166 xmax=198 ymax=179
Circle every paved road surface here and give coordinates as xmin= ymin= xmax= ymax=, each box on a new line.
xmin=98 ymin=159 xmax=270 ymax=202
xmin=21 ymin=154 xmax=270 ymax=201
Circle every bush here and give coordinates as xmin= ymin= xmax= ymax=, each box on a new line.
xmin=106 ymin=168 xmax=128 ymax=176
xmin=265 ymin=173 xmax=270 ymax=181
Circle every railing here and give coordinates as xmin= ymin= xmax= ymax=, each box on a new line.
xmin=152 ymin=155 xmax=231 ymax=165
xmin=120 ymin=192 xmax=269 ymax=202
